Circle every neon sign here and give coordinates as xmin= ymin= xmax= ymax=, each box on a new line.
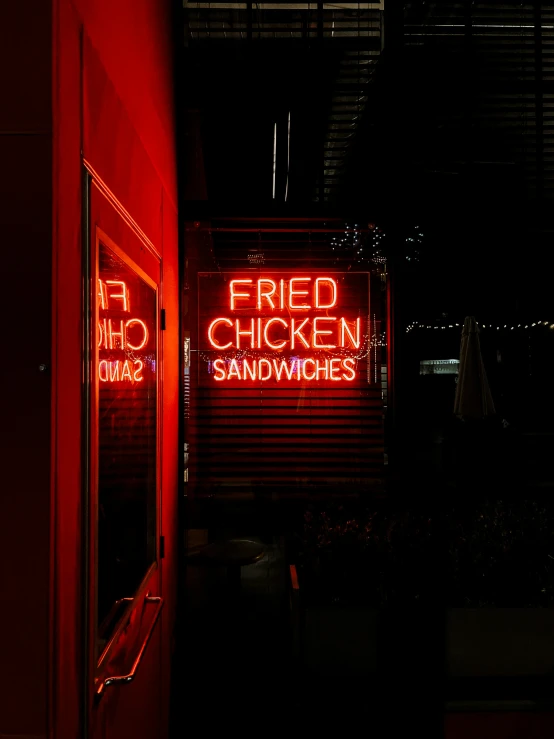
xmin=97 ymin=279 xmax=149 ymax=383
xmin=205 ymin=276 xmax=367 ymax=383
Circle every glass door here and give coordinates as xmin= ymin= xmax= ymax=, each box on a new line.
xmin=84 ymin=170 xmax=163 ymax=738
xmin=95 ymin=233 xmax=159 ymax=653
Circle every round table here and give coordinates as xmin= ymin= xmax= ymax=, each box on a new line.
xmin=185 ymin=538 xmax=265 ymax=590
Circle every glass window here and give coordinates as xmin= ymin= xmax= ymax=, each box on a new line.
xmin=96 ymin=238 xmax=158 ymax=646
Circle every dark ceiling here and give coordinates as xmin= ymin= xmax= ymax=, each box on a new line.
xmin=180 ymin=0 xmax=384 ymax=214
xmin=178 ymin=1 xmax=554 ymax=320
xmin=180 ymin=1 xmax=553 ymax=225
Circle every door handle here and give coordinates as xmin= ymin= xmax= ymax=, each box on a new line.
xmin=95 ymin=595 xmax=163 ymax=700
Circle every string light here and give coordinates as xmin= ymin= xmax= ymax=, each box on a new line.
xmin=197 ymin=330 xmax=386 ymax=365
xmin=406 ymin=320 xmax=553 ymax=333
xmin=331 ymin=223 xmax=389 ymax=268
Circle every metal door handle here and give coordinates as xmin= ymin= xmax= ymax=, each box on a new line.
xmin=96 ymin=595 xmax=163 ymax=700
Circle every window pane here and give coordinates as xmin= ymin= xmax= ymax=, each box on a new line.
xmin=96 ymin=240 xmax=158 ymax=642
xmin=188 ymin=264 xmax=382 ymax=494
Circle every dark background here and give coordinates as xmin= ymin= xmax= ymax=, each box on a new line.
xmin=180 ymin=1 xmax=554 ymax=436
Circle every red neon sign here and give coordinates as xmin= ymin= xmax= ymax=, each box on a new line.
xmin=213 ymin=357 xmax=356 ymax=382
xmin=206 ymin=276 xmax=366 ymax=383
xmin=207 ymin=316 xmax=360 ymax=351
xmin=97 ymin=278 xmax=151 ymax=384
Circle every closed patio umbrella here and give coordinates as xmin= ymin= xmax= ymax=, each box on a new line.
xmin=454 ymin=316 xmax=495 ymax=420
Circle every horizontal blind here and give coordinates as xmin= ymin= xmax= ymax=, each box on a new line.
xmin=403 ymin=1 xmax=554 ymax=201
xmin=188 ymin=386 xmax=384 ymax=488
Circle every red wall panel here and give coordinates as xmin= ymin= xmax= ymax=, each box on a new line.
xmin=0 ymin=3 xmax=52 ymax=132
xmin=5 ymin=0 xmax=178 ymax=733
xmin=51 ymin=1 xmax=179 ymax=738
xmin=160 ymin=192 xmax=180 ymax=739
xmin=184 ymin=236 xmax=386 ymax=497
xmin=51 ymin=4 xmax=84 ymax=737
xmin=82 ymin=36 xmax=164 ymax=250
xmin=0 ymin=135 xmax=52 ymax=738
xmin=445 ymin=712 xmax=554 ymax=739
xmin=0 ymin=2 xmax=52 ymax=736
xmin=74 ymin=0 xmax=177 ymax=209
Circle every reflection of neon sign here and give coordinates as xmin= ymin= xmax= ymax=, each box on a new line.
xmin=98 ymin=279 xmax=148 ymax=383
xmin=99 ymin=359 xmax=144 ymax=382
xmin=208 ymin=277 xmax=362 ymax=382
xmin=97 ymin=318 xmax=149 ymax=350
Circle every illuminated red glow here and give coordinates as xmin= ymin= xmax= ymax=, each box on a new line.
xmin=208 ymin=275 xmax=364 ymax=383
xmin=98 ymin=279 xmax=130 ymax=311
xmin=229 ymin=277 xmax=338 ymax=311
xmin=99 ymin=359 xmax=144 ymax=383
xmin=98 ymin=279 xmax=150 ymax=383
xmin=213 ymin=357 xmax=356 ymax=382
xmin=97 ymin=317 xmax=149 ymax=350
xmin=208 ymin=316 xmax=360 ymax=350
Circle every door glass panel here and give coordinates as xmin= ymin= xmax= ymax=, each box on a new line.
xmin=96 ymin=239 xmax=158 ymax=646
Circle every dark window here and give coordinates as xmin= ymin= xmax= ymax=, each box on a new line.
xmin=96 ymin=239 xmax=158 ymax=644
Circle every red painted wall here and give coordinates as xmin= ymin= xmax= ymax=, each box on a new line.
xmin=54 ymin=2 xmax=179 ymax=736
xmin=1 ymin=1 xmax=178 ymax=737
xmin=0 ymin=3 xmax=52 ymax=737
xmin=445 ymin=712 xmax=554 ymax=739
